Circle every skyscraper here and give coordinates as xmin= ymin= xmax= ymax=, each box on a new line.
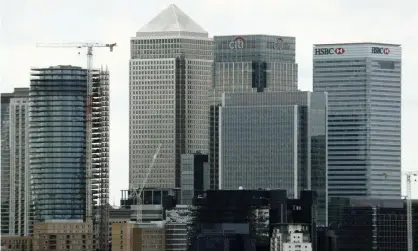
xmin=313 ymin=43 xmax=401 ymax=198
xmin=129 ymin=4 xmax=213 ymax=190
xmin=219 ymin=91 xmax=328 ymax=225
xmin=1 ymin=88 xmax=30 ymax=236
xmin=209 ymin=35 xmax=298 ymax=189
xmin=29 ymin=65 xmax=109 ymax=224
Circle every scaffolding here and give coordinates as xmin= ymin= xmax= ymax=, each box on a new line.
xmin=91 ymin=68 xmax=110 ymax=251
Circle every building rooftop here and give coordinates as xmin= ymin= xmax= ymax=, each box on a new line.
xmin=136 ymin=4 xmax=208 ymax=38
xmin=314 ymin=42 xmax=401 ymax=47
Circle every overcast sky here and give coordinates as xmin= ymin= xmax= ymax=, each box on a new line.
xmin=1 ymin=0 xmax=418 ymax=203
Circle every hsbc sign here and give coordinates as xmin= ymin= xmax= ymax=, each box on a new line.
xmin=315 ymin=48 xmax=345 ymax=55
xmin=372 ymin=47 xmax=390 ymax=54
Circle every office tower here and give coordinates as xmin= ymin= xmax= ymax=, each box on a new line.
xmin=219 ymin=91 xmax=328 ymax=225
xmin=328 ymin=197 xmax=418 ymax=251
xmin=1 ymin=88 xmax=30 ymax=236
xmin=313 ymin=43 xmax=402 ymax=198
xmin=209 ymin=35 xmax=298 ymax=189
xmin=129 ymin=4 xmax=213 ymax=190
xmin=180 ymin=152 xmax=209 ymax=205
xmin=29 ymin=65 xmax=109 ymax=226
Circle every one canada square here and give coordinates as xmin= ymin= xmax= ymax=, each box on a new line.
xmin=129 ymin=5 xmax=213 ymax=189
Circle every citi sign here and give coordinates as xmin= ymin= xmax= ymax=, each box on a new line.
xmin=315 ymin=48 xmax=345 ymax=55
xmin=372 ymin=47 xmax=390 ymax=54
xmin=229 ymin=36 xmax=244 ymax=49
xmin=273 ymin=37 xmax=290 ymax=50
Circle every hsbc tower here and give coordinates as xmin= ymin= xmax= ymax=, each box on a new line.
xmin=313 ymin=43 xmax=402 ymax=199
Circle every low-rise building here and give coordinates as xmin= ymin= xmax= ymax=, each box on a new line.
xmin=32 ymin=220 xmax=94 ymax=251
xmin=1 ymin=236 xmax=32 ymax=251
xmin=132 ymin=222 xmax=165 ymax=251
xmin=111 ymin=221 xmax=166 ymax=251
xmin=111 ymin=221 xmax=135 ymax=251
xmin=271 ymin=224 xmax=312 ymax=251
xmin=165 ymin=205 xmax=192 ymax=251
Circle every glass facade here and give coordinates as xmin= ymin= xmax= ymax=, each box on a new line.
xmin=219 ymin=91 xmax=328 ymax=226
xmin=1 ymin=93 xmax=12 ymax=235
xmin=209 ymin=35 xmax=298 ymax=190
xmin=180 ymin=153 xmax=209 ymax=205
xmin=129 ymin=5 xmax=213 ymax=189
xmin=328 ymin=197 xmax=417 ymax=251
xmin=30 ymin=66 xmax=87 ymax=221
xmin=313 ymin=43 xmax=401 ymax=198
xmin=1 ymin=88 xmax=30 ymax=235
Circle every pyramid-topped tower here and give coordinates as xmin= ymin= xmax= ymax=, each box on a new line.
xmin=129 ymin=5 xmax=213 ymax=191
xmin=136 ymin=4 xmax=208 ymax=38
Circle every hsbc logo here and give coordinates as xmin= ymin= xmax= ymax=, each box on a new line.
xmin=229 ymin=36 xmax=244 ymax=49
xmin=314 ymin=48 xmax=345 ymax=55
xmin=335 ymin=48 xmax=345 ymax=54
xmin=372 ymin=47 xmax=390 ymax=54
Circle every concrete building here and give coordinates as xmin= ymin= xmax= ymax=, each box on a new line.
xmin=1 ymin=88 xmax=30 ymax=236
xmin=270 ymin=224 xmax=313 ymax=251
xmin=1 ymin=236 xmax=33 ymax=251
xmin=108 ymin=208 xmax=131 ymax=250
xmin=111 ymin=221 xmax=135 ymax=251
xmin=313 ymin=43 xmax=402 ymax=198
xmin=165 ymin=205 xmax=192 ymax=251
xmin=132 ymin=222 xmax=166 ymax=251
xmin=120 ymin=188 xmax=178 ymax=222
xmin=180 ymin=153 xmax=209 ymax=205
xmin=219 ymin=91 xmax=328 ymax=225
xmin=209 ymin=34 xmax=298 ymax=189
xmin=32 ymin=220 xmax=94 ymax=251
xmin=129 ymin=4 xmax=213 ymax=190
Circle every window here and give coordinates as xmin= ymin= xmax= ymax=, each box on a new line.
xmin=377 ymin=61 xmax=395 ymax=69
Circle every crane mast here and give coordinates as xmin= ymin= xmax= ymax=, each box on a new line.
xmin=382 ymin=171 xmax=417 ymax=251
xmin=131 ymin=143 xmax=162 ymax=224
xmin=36 ymin=42 xmax=116 ymax=251
xmin=404 ymin=171 xmax=417 ymax=251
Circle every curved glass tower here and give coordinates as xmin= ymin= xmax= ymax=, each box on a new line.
xmin=30 ymin=66 xmax=87 ymax=221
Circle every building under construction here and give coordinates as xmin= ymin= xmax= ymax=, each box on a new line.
xmin=91 ymin=68 xmax=110 ymax=251
xmin=29 ymin=65 xmax=110 ymax=251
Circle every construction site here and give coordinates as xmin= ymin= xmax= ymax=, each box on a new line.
xmin=30 ymin=42 xmax=115 ymax=251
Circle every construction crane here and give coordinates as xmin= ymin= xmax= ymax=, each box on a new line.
xmin=404 ymin=171 xmax=417 ymax=251
xmin=131 ymin=143 xmax=162 ymax=224
xmin=36 ymin=42 xmax=116 ymax=251
xmin=382 ymin=171 xmax=417 ymax=251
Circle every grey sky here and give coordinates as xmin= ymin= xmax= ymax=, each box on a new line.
xmin=1 ymin=0 xmax=417 ymax=203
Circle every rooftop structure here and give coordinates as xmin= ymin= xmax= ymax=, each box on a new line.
xmin=136 ymin=4 xmax=208 ymax=37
